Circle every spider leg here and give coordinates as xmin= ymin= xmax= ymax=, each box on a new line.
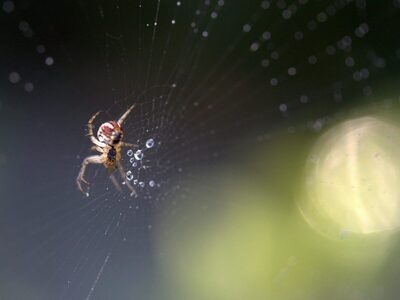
xmin=87 ymin=111 xmax=106 ymax=147
xmin=120 ymin=142 xmax=138 ymax=148
xmin=91 ymin=145 xmax=103 ymax=153
xmin=77 ymin=155 xmax=104 ymax=195
xmin=117 ymin=162 xmax=136 ymax=197
xmin=110 ymin=173 xmax=122 ymax=192
xmin=117 ymin=104 xmax=135 ymax=126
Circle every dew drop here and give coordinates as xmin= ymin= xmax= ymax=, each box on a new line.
xmin=45 ymin=57 xmax=54 ymax=66
xmin=262 ymin=31 xmax=271 ymax=40
xmin=139 ymin=181 xmax=145 ymax=187
xmin=250 ymin=42 xmax=259 ymax=52
xmin=36 ymin=44 xmax=45 ymax=54
xmin=134 ymin=150 xmax=144 ymax=160
xmin=126 ymin=171 xmax=133 ymax=181
xmin=9 ymin=72 xmax=20 ymax=84
xmin=149 ymin=180 xmax=155 ymax=187
xmin=243 ymin=24 xmax=251 ymax=32
xmin=261 ymin=59 xmax=270 ymax=67
xmin=3 ymin=1 xmax=14 ymax=13
xmin=19 ymin=21 xmax=30 ymax=32
xmin=300 ymin=95 xmax=309 ymax=103
xmin=127 ymin=149 xmax=134 ymax=157
xmin=24 ymin=82 xmax=34 ymax=92
xmin=308 ymin=55 xmax=317 ymax=64
xmin=288 ymin=67 xmax=297 ymax=76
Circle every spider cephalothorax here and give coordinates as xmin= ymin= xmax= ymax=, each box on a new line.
xmin=98 ymin=121 xmax=124 ymax=145
xmin=76 ymin=105 xmax=137 ymax=196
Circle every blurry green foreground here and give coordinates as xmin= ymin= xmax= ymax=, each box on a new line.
xmin=154 ymin=111 xmax=400 ymax=300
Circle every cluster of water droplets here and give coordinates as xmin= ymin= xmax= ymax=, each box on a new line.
xmin=125 ymin=138 xmax=158 ymax=190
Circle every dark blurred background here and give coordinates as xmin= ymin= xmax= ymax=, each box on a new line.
xmin=1 ymin=0 xmax=400 ymax=299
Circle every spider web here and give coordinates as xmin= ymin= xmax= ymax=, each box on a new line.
xmin=2 ymin=0 xmax=400 ymax=299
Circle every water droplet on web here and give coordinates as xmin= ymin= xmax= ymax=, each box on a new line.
xmin=129 ymin=157 xmax=135 ymax=163
xmin=288 ymin=67 xmax=297 ymax=76
xmin=262 ymin=31 xmax=271 ymax=40
xmin=19 ymin=21 xmax=30 ymax=32
xmin=36 ymin=45 xmax=45 ymax=54
xmin=45 ymin=56 xmax=54 ymax=66
xmin=133 ymin=179 xmax=138 ymax=185
xmin=134 ymin=150 xmax=144 ymax=160
xmin=139 ymin=182 xmax=145 ymax=187
xmin=3 ymin=1 xmax=14 ymax=13
xmin=261 ymin=0 xmax=270 ymax=9
xmin=127 ymin=149 xmax=134 ymax=157
xmin=261 ymin=59 xmax=270 ymax=67
xmin=132 ymin=162 xmax=137 ymax=167
xmin=250 ymin=42 xmax=259 ymax=52
xmin=345 ymin=56 xmax=355 ymax=67
xmin=9 ymin=72 xmax=20 ymax=84
xmin=126 ymin=171 xmax=133 ymax=181
xmin=24 ymin=82 xmax=34 ymax=92
xmin=270 ymin=78 xmax=278 ymax=86
xmin=149 ymin=180 xmax=155 ymax=187
xmin=145 ymin=138 xmax=155 ymax=148
xmin=243 ymin=24 xmax=251 ymax=32
xmin=308 ymin=55 xmax=317 ymax=64
xmin=300 ymin=95 xmax=309 ymax=103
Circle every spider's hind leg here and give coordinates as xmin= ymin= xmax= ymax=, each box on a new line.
xmin=117 ymin=162 xmax=136 ymax=197
xmin=77 ymin=155 xmax=104 ymax=195
xmin=109 ymin=172 xmax=122 ymax=192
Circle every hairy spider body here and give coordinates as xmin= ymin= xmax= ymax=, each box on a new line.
xmin=106 ymin=146 xmax=118 ymax=165
xmin=76 ymin=105 xmax=137 ymax=196
xmin=102 ymin=144 xmax=121 ymax=170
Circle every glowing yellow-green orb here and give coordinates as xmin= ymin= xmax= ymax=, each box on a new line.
xmin=299 ymin=116 xmax=400 ymax=237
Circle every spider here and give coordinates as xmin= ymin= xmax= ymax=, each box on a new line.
xmin=76 ymin=104 xmax=137 ymax=197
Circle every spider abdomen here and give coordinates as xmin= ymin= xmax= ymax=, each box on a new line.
xmin=103 ymin=146 xmax=121 ymax=169
xmin=107 ymin=147 xmax=117 ymax=161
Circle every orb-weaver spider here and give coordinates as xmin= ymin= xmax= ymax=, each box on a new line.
xmin=76 ymin=105 xmax=137 ymax=196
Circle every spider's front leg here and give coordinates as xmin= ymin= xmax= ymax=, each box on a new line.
xmin=91 ymin=145 xmax=103 ymax=152
xmin=117 ymin=104 xmax=135 ymax=126
xmin=77 ymin=155 xmax=104 ymax=195
xmin=121 ymin=142 xmax=138 ymax=148
xmin=86 ymin=111 xmax=106 ymax=147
